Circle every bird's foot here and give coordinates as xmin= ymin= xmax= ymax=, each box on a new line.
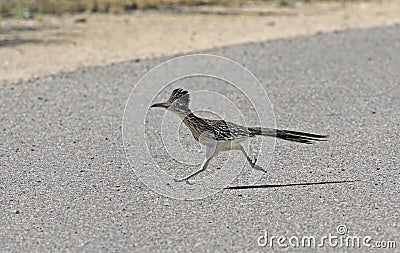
xmin=174 ymin=177 xmax=194 ymax=185
xmin=251 ymin=158 xmax=258 ymax=168
xmin=254 ymin=165 xmax=267 ymax=173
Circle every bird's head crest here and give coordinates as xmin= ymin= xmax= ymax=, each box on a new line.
xmin=168 ymin=88 xmax=190 ymax=106
xmin=150 ymin=88 xmax=191 ymax=114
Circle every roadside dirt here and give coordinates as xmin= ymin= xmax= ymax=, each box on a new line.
xmin=1 ymin=0 xmax=399 ymax=84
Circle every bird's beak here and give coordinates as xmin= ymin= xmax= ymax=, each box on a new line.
xmin=150 ymin=102 xmax=170 ymax=109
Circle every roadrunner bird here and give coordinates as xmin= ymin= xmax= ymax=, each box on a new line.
xmin=151 ymin=88 xmax=327 ymax=184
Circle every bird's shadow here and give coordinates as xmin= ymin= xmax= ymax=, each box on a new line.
xmin=224 ymin=180 xmax=358 ymax=190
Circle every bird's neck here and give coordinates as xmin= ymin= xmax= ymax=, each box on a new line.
xmin=175 ymin=108 xmax=194 ymax=120
xmin=180 ymin=112 xmax=202 ymax=142
xmin=181 ymin=112 xmax=197 ymax=121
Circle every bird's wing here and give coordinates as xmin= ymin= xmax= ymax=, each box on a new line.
xmin=205 ymin=120 xmax=251 ymax=141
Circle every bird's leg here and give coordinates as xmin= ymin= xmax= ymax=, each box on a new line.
xmin=175 ymin=157 xmax=212 ymax=184
xmin=174 ymin=142 xmax=217 ymax=184
xmin=237 ymin=144 xmax=267 ymax=173
xmin=238 ymin=145 xmax=257 ymax=167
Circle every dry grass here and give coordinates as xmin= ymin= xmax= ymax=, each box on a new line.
xmin=0 ymin=0 xmax=374 ymax=17
xmin=0 ymin=0 xmax=227 ymax=16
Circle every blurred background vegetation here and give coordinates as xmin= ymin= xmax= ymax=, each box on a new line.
xmin=0 ymin=0 xmax=372 ymax=17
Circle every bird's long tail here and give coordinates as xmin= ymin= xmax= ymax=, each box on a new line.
xmin=248 ymin=127 xmax=327 ymax=144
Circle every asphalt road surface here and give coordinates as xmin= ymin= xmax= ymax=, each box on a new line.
xmin=1 ymin=25 xmax=399 ymax=252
